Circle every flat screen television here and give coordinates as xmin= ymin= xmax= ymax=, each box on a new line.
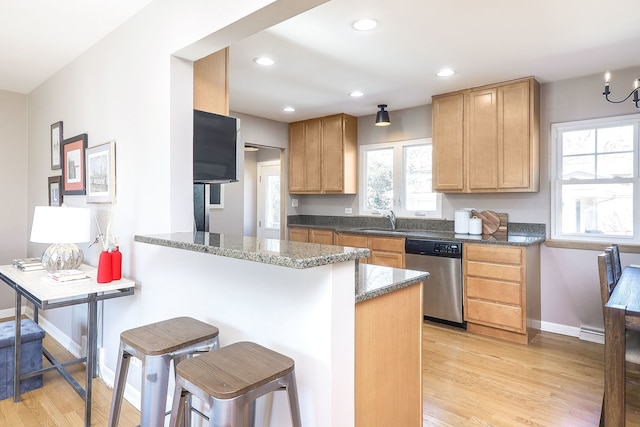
xmin=193 ymin=109 xmax=240 ymax=183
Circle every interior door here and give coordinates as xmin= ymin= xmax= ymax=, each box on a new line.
xmin=257 ymin=161 xmax=281 ymax=239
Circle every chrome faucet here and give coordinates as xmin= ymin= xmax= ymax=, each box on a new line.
xmin=386 ymin=210 xmax=397 ymax=230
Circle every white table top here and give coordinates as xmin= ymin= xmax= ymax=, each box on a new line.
xmin=0 ymin=264 xmax=135 ymax=303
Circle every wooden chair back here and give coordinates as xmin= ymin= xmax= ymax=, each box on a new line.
xmin=606 ymin=244 xmax=622 ymax=284
xmin=598 ymin=252 xmax=616 ymax=312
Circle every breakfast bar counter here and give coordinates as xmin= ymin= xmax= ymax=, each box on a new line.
xmin=133 ymin=231 xmax=426 ymax=426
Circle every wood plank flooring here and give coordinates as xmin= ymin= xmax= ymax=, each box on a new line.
xmin=1 ymin=320 xmax=639 ymax=426
xmin=0 ymin=334 xmax=139 ymax=427
xmin=424 ymin=321 xmax=640 ymax=426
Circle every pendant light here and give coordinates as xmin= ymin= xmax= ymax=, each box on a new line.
xmin=375 ymin=104 xmax=390 ymax=126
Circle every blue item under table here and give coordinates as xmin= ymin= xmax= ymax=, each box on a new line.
xmin=0 ymin=319 xmax=45 ymax=400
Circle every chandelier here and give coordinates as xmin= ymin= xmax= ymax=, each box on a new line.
xmin=603 ymin=71 xmax=640 ymax=108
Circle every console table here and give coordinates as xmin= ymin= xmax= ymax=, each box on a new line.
xmin=0 ymin=264 xmax=135 ymax=427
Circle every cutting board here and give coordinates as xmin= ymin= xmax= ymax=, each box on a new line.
xmin=472 ymin=210 xmax=500 ymax=235
xmin=495 ymin=213 xmax=509 ymax=236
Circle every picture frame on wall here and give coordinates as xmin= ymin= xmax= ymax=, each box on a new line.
xmin=86 ymin=141 xmax=116 ymax=203
xmin=62 ymin=133 xmax=88 ymax=195
xmin=48 ymin=176 xmax=62 ymax=207
xmin=50 ymin=121 xmax=63 ymax=170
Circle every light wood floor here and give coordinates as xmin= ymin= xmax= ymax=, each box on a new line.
xmin=1 ymin=321 xmax=639 ymax=426
xmin=0 ymin=334 xmax=139 ymax=427
xmin=424 ymin=321 xmax=640 ymax=426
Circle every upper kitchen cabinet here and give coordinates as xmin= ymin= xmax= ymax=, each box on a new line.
xmin=432 ymin=77 xmax=540 ymax=193
xmin=432 ymin=91 xmax=466 ymax=191
xmin=193 ymin=48 xmax=229 ymax=115
xmin=289 ymin=113 xmax=357 ymax=194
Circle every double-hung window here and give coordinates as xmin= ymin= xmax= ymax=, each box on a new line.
xmin=359 ymin=138 xmax=442 ymax=218
xmin=551 ymin=114 xmax=640 ymax=242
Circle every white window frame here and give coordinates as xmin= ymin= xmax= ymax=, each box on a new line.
xmin=550 ymin=114 xmax=640 ymax=243
xmin=358 ymin=137 xmax=442 ymax=218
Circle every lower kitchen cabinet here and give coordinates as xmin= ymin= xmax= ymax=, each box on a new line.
xmin=335 ymin=233 xmax=405 ymax=268
xmin=463 ymin=242 xmax=540 ymax=344
xmin=355 ymin=281 xmax=423 ymax=426
xmin=288 ymin=227 xmax=335 ymax=244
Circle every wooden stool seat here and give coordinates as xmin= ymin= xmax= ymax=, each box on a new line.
xmin=169 ymin=341 xmax=302 ymax=427
xmin=177 ymin=341 xmax=294 ymax=399
xmin=120 ymin=316 xmax=219 ymax=355
xmin=109 ymin=317 xmax=220 ymax=427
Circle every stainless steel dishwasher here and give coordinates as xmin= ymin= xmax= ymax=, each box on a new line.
xmin=405 ymin=239 xmax=465 ymax=328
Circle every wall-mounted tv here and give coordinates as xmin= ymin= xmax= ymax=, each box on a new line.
xmin=193 ymin=109 xmax=240 ymax=183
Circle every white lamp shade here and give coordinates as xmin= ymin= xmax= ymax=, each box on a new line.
xmin=30 ymin=206 xmax=91 ymax=244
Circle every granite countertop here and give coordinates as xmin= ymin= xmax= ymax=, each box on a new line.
xmin=134 ymin=232 xmax=370 ymax=269
xmin=356 ymin=264 xmax=429 ymax=303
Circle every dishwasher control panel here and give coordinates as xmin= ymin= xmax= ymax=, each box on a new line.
xmin=405 ymin=239 xmax=463 ymax=257
xmin=433 ymin=242 xmax=461 ymax=254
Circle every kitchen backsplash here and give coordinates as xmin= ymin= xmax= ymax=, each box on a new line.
xmin=287 ymin=215 xmax=546 ymax=236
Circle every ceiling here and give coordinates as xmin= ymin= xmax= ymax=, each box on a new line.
xmin=3 ymin=0 xmax=640 ymax=123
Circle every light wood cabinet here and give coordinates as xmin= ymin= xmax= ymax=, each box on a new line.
xmin=432 ymin=91 xmax=465 ymax=191
xmin=432 ymin=77 xmax=539 ymax=193
xmin=288 ymin=114 xmax=357 ymax=194
xmin=193 ymin=48 xmax=229 ymax=115
xmin=336 ymin=233 xmax=405 ymax=268
xmin=309 ymin=229 xmax=335 ymax=245
xmin=463 ymin=242 xmax=540 ymax=344
xmin=355 ymin=282 xmax=423 ymax=426
xmin=288 ymin=227 xmax=335 ymax=244
xmin=288 ymin=227 xmax=310 ymax=242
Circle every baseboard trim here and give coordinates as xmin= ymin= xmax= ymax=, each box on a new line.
xmin=540 ymin=321 xmax=604 ymax=344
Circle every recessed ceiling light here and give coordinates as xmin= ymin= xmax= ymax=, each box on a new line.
xmin=352 ymin=18 xmax=378 ymax=31
xmin=253 ymin=56 xmax=275 ymax=66
xmin=436 ymin=68 xmax=456 ymax=77
xmin=283 ymin=106 xmax=295 ymax=112
xmin=349 ymin=90 xmax=364 ymax=97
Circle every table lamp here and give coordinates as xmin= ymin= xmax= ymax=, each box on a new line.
xmin=30 ymin=206 xmax=91 ymax=272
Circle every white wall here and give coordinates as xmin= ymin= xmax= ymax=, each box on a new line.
xmin=539 ymin=67 xmax=640 ymax=332
xmin=22 ymin=0 xmax=326 ymax=372
xmin=0 ymin=90 xmax=28 ymax=311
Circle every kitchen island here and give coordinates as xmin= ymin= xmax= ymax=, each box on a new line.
xmin=133 ymin=232 xmax=427 ymax=427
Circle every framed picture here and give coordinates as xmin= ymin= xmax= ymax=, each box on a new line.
xmin=48 ymin=176 xmax=62 ymax=207
xmin=62 ymin=133 xmax=88 ymax=195
xmin=50 ymin=121 xmax=63 ymax=170
xmin=86 ymin=141 xmax=116 ymax=203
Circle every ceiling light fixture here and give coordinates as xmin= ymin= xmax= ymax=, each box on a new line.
xmin=283 ymin=106 xmax=295 ymax=112
xmin=350 ymin=90 xmax=364 ymax=97
xmin=244 ymin=144 xmax=259 ymax=152
xmin=352 ymin=18 xmax=378 ymax=31
xmin=253 ymin=56 xmax=275 ymax=66
xmin=436 ymin=68 xmax=456 ymax=77
xmin=603 ymin=71 xmax=640 ymax=108
xmin=375 ymin=104 xmax=390 ymax=127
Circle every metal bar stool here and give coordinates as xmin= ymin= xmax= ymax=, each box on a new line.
xmin=108 ymin=316 xmax=220 ymax=427
xmin=168 ymin=341 xmax=302 ymax=427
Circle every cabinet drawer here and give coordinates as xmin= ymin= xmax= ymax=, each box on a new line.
xmin=466 ymin=277 xmax=521 ymax=305
xmin=465 ymin=244 xmax=522 ymax=264
xmin=309 ymin=229 xmax=334 ymax=245
xmin=337 ymin=234 xmax=369 ymax=248
xmin=289 ymin=228 xmax=309 ymax=242
xmin=370 ymin=251 xmax=404 ymax=269
xmin=369 ymin=237 xmax=405 ymax=253
xmin=466 ymin=260 xmax=522 ymax=282
xmin=466 ymin=299 xmax=524 ymax=331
